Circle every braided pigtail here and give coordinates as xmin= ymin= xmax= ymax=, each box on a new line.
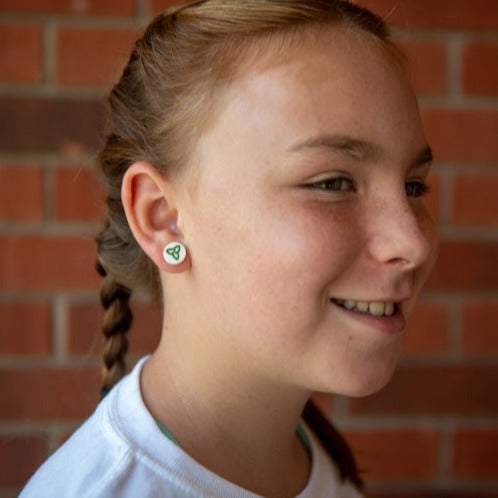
xmin=96 ymin=259 xmax=133 ymax=398
xmin=303 ymin=400 xmax=363 ymax=489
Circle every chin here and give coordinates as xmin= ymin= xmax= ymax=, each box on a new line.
xmin=317 ymin=349 xmax=400 ymax=398
xmin=343 ymin=358 xmax=399 ymax=398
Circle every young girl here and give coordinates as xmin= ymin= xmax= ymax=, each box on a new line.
xmin=21 ymin=0 xmax=437 ymax=496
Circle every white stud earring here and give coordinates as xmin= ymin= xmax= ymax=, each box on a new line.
xmin=162 ymin=242 xmax=187 ymax=266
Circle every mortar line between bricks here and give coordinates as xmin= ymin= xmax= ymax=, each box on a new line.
xmin=0 ymin=13 xmax=147 ymax=29
xmin=0 ymin=221 xmax=100 ymax=235
xmin=447 ymin=297 xmax=463 ymax=358
xmin=0 ymin=420 xmax=80 ymax=435
xmin=438 ymin=422 xmax=454 ymax=484
xmin=42 ymin=160 xmax=53 ymax=221
xmin=447 ymin=35 xmax=463 ymax=98
xmin=367 ymin=480 xmax=498 ymax=495
xmin=436 ymin=227 xmax=498 ymax=240
xmin=42 ymin=19 xmax=55 ymax=86
xmin=136 ymin=0 xmax=150 ymax=18
xmin=392 ymin=27 xmax=498 ymax=40
xmin=0 ymin=291 xmax=98 ymax=303
xmin=438 ymin=167 xmax=454 ymax=225
xmin=0 ymin=83 xmax=108 ymax=99
xmin=420 ymin=98 xmax=498 ymax=109
xmin=332 ymin=413 xmax=498 ymax=429
xmin=0 ymin=356 xmax=100 ymax=368
xmin=434 ymin=163 xmax=498 ymax=174
xmin=331 ymin=393 xmax=348 ymax=420
xmin=52 ymin=294 xmax=67 ymax=361
xmin=0 ymin=152 xmax=97 ymax=164
xmin=399 ymin=355 xmax=498 ymax=366
xmin=420 ymin=290 xmax=498 ymax=300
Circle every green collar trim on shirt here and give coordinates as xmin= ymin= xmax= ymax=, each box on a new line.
xmin=155 ymin=420 xmax=180 ymax=447
xmin=296 ymin=424 xmax=312 ymax=457
xmin=155 ymin=419 xmax=312 ymax=458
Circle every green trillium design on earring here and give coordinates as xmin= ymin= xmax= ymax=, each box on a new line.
xmin=163 ymin=242 xmax=187 ymax=266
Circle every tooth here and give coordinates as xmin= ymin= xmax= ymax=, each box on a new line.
xmin=384 ymin=303 xmax=394 ymax=316
xmin=356 ymin=301 xmax=369 ymax=312
xmin=368 ymin=302 xmax=385 ymax=316
xmin=344 ymin=300 xmax=356 ymax=310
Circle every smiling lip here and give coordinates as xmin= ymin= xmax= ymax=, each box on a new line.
xmin=331 ymin=297 xmax=407 ymax=334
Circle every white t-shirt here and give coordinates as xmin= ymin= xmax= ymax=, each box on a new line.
xmin=20 ymin=358 xmax=364 ymax=497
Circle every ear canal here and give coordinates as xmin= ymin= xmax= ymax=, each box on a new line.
xmin=162 ymin=242 xmax=187 ymax=266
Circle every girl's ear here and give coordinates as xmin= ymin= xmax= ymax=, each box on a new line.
xmin=121 ymin=161 xmax=190 ymax=273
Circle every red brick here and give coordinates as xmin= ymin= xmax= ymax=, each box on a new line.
xmin=463 ymin=43 xmax=498 ymax=96
xmin=398 ymin=41 xmax=447 ymax=96
xmin=453 ymin=429 xmax=498 ymax=479
xmin=0 ymin=436 xmax=47 ymax=486
xmin=0 ymin=97 xmax=104 ymax=154
xmin=310 ymin=392 xmax=334 ymax=416
xmin=151 ymin=0 xmax=183 ymax=14
xmin=462 ymin=301 xmax=498 ymax=353
xmin=0 ymin=301 xmax=51 ymax=355
xmin=402 ymin=301 xmax=448 ymax=355
xmin=54 ymin=166 xmax=104 ymax=221
xmin=0 ymin=24 xmax=41 ymax=84
xmin=346 ymin=429 xmax=438 ymax=480
xmin=68 ymin=301 xmax=161 ymax=355
xmin=0 ymin=236 xmax=99 ymax=291
xmin=357 ymin=0 xmax=498 ymax=30
xmin=349 ymin=365 xmax=498 ymax=416
xmin=0 ymin=0 xmax=134 ymax=15
xmin=0 ymin=165 xmax=43 ymax=221
xmin=0 ymin=367 xmax=100 ymax=420
xmin=67 ymin=302 xmax=102 ymax=356
xmin=421 ymin=109 xmax=498 ymax=163
xmin=56 ymin=28 xmax=138 ymax=87
xmin=426 ymin=241 xmax=498 ymax=291
xmin=453 ymin=174 xmax=498 ymax=226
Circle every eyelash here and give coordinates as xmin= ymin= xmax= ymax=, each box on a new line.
xmin=305 ymin=177 xmax=430 ymax=198
xmin=405 ymin=180 xmax=430 ymax=198
xmin=306 ymin=176 xmax=355 ymax=192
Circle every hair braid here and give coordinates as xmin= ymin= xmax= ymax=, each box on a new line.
xmin=303 ymin=400 xmax=363 ymax=489
xmin=96 ymin=259 xmax=133 ymax=398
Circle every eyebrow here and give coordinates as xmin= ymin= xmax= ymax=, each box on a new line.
xmin=289 ymin=134 xmax=433 ymax=169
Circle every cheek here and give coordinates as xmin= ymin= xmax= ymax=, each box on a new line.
xmin=189 ymin=193 xmax=361 ymax=314
xmin=247 ymin=200 xmax=360 ymax=281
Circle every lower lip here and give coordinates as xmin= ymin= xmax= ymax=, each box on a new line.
xmin=331 ymin=301 xmax=406 ymax=335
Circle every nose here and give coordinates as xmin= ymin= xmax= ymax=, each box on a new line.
xmin=366 ymin=196 xmax=435 ymax=271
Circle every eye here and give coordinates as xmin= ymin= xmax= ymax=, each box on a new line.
xmin=405 ymin=180 xmax=429 ymax=198
xmin=306 ymin=176 xmax=355 ymax=192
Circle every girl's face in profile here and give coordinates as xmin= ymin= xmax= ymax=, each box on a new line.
xmin=178 ymin=28 xmax=437 ymax=397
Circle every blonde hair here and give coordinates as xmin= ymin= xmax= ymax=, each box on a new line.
xmin=96 ymin=0 xmax=394 ymax=487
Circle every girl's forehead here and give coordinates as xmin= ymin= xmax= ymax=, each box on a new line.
xmin=189 ymin=27 xmax=423 ymax=179
xmin=216 ymin=27 xmax=409 ymax=124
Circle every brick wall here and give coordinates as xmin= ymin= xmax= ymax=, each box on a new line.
xmin=0 ymin=1 xmax=497 ymax=497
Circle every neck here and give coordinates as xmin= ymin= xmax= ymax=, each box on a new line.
xmin=141 ymin=336 xmax=312 ymax=497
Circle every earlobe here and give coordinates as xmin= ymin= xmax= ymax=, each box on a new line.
xmin=121 ymin=162 xmax=191 ymax=273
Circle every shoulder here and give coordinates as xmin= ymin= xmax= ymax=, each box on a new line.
xmin=19 ymin=358 xmax=180 ymax=498
xmin=19 ymin=379 xmax=135 ymax=497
